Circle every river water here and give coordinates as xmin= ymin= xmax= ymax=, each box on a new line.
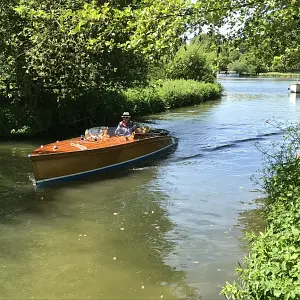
xmin=0 ymin=78 xmax=300 ymax=299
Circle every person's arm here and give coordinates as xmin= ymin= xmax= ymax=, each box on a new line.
xmin=129 ymin=121 xmax=137 ymax=131
xmin=131 ymin=124 xmax=137 ymax=131
xmin=115 ymin=124 xmax=131 ymax=136
xmin=115 ymin=124 xmax=123 ymax=136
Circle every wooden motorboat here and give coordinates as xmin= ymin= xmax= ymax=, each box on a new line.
xmin=29 ymin=127 xmax=178 ymax=187
xmin=289 ymin=83 xmax=300 ymax=93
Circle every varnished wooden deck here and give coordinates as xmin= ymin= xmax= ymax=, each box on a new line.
xmin=31 ymin=136 xmax=136 ymax=156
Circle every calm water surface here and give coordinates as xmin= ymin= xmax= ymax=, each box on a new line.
xmin=1 ymin=78 xmax=300 ymax=299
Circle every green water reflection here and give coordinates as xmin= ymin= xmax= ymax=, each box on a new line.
xmin=235 ymin=199 xmax=266 ymax=253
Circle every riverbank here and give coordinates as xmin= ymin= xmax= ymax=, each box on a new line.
xmin=0 ymin=79 xmax=222 ymax=140
xmin=258 ymin=72 xmax=300 ymax=78
xmin=1 ymin=78 xmax=299 ymax=299
xmin=222 ymin=123 xmax=300 ymax=299
xmin=241 ymin=72 xmax=300 ymax=78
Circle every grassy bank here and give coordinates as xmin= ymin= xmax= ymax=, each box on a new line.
xmin=241 ymin=72 xmax=300 ymax=78
xmin=124 ymin=80 xmax=222 ymax=114
xmin=222 ymin=124 xmax=300 ymax=299
xmin=0 ymin=80 xmax=222 ymax=140
xmin=258 ymin=72 xmax=300 ymax=78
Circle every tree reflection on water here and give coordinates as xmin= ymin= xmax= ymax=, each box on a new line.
xmin=235 ymin=198 xmax=266 ymax=251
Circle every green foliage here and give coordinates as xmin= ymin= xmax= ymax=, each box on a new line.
xmin=156 ymin=80 xmax=221 ymax=108
xmin=241 ymin=52 xmax=268 ymax=75
xmin=223 ymin=47 xmax=269 ymax=75
xmin=272 ymin=56 xmax=286 ymax=72
xmin=222 ymin=123 xmax=300 ymax=299
xmin=188 ymin=2 xmax=300 ymax=73
xmin=0 ymin=0 xmax=190 ymax=107
xmin=148 ymin=34 xmax=219 ymax=81
xmin=282 ymin=48 xmax=300 ymax=71
xmin=56 ymin=89 xmax=128 ymax=129
xmin=257 ymin=72 xmax=300 ymax=78
xmin=0 ymin=106 xmax=53 ymax=138
xmin=147 ymin=62 xmax=167 ymax=82
xmin=191 ymin=0 xmax=300 ymax=61
xmin=216 ymin=43 xmax=241 ymax=72
xmin=124 ymin=86 xmax=167 ymax=115
xmin=0 ymin=81 xmax=222 ymax=138
xmin=270 ymin=48 xmax=300 ymax=73
xmin=124 ymin=80 xmax=222 ymax=113
xmin=228 ymin=61 xmax=248 ymax=74
xmin=165 ymin=40 xmax=216 ymax=83
xmin=220 ymin=45 xmax=300 ymax=75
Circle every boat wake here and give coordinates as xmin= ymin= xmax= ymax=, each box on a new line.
xmin=131 ymin=166 xmax=156 ymax=171
xmin=173 ymin=130 xmax=283 ymax=162
xmin=258 ymin=131 xmax=282 ymax=138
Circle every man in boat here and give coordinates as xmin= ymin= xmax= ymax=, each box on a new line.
xmin=115 ymin=112 xmax=138 ymax=136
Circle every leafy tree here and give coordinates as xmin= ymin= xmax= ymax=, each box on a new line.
xmin=164 ymin=38 xmax=216 ymax=82
xmin=271 ymin=56 xmax=285 ymax=72
xmin=0 ymin=0 xmax=190 ymax=108
xmin=242 ymin=52 xmax=268 ymax=74
xmin=280 ymin=47 xmax=300 ymax=72
xmin=227 ymin=60 xmax=248 ymax=74
xmin=191 ymin=0 xmax=300 ymax=60
xmin=217 ymin=45 xmax=236 ymax=72
xmin=189 ymin=35 xmax=242 ymax=73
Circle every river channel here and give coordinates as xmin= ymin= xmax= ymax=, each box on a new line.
xmin=1 ymin=78 xmax=300 ymax=299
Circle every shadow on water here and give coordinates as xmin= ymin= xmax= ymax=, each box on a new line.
xmin=0 ymin=143 xmax=37 ymax=224
xmin=0 ymin=143 xmax=201 ymax=299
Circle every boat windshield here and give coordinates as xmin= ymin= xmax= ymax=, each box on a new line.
xmin=86 ymin=126 xmax=169 ymax=138
xmin=87 ymin=127 xmax=118 ymax=137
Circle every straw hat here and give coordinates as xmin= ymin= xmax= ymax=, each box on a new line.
xmin=122 ymin=112 xmax=131 ymax=118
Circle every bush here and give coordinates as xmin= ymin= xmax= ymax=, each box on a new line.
xmin=123 ymin=87 xmax=167 ymax=115
xmin=165 ymin=43 xmax=216 ymax=83
xmin=228 ymin=61 xmax=249 ymax=74
xmin=0 ymin=106 xmax=54 ymax=138
xmin=271 ymin=56 xmax=285 ymax=72
xmin=157 ymin=80 xmax=221 ymax=108
xmin=123 ymin=79 xmax=222 ymax=112
xmin=0 ymin=80 xmax=222 ymax=139
xmin=57 ymin=89 xmax=128 ymax=128
xmin=222 ymin=123 xmax=300 ymax=299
